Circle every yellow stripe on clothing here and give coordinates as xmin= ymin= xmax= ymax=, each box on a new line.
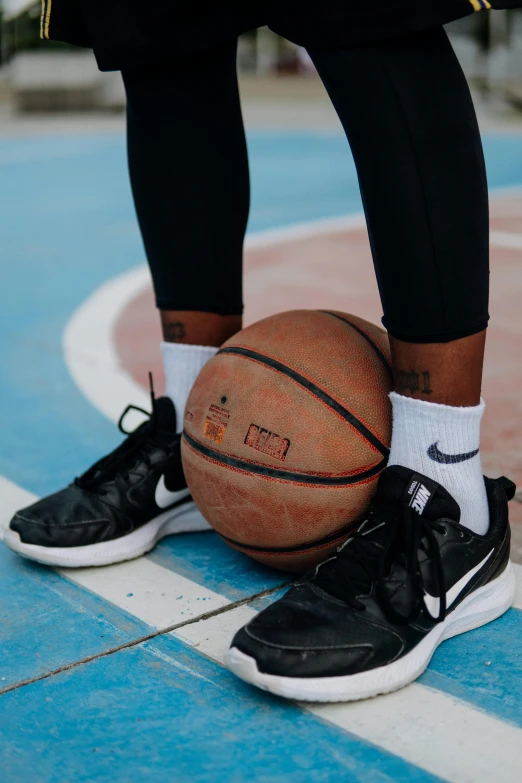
xmin=469 ymin=0 xmax=492 ymax=9
xmin=40 ymin=0 xmax=52 ymax=40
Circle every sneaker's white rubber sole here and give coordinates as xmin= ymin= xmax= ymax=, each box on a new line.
xmin=225 ymin=561 xmax=516 ymax=703
xmin=3 ymin=501 xmax=211 ymax=568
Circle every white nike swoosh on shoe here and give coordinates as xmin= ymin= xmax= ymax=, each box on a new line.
xmin=423 ymin=548 xmax=495 ymax=619
xmin=154 ymin=475 xmax=191 ymax=509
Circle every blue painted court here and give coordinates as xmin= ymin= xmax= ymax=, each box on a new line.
xmin=1 ymin=128 xmax=522 ymax=781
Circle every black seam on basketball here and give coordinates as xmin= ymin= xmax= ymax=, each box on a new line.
xmin=321 ymin=311 xmax=393 ymax=380
xmin=218 ymin=521 xmax=358 ymax=554
xmin=183 ymin=431 xmax=386 ymax=486
xmin=217 ymin=346 xmax=389 ymax=458
xmin=187 ymin=436 xmax=372 ymax=478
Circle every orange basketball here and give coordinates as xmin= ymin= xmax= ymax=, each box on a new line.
xmin=181 ymin=310 xmax=393 ymax=572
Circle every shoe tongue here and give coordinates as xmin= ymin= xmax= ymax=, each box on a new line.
xmin=376 ymin=465 xmax=461 ymax=523
xmin=154 ymin=397 xmax=178 ymax=432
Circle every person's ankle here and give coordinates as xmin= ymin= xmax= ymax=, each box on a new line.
xmin=161 ymin=342 xmax=218 ymax=432
xmin=387 ymin=392 xmax=489 ymax=535
xmin=160 ymin=310 xmax=242 ymax=347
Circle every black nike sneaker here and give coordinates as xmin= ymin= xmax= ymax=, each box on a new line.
xmin=226 ymin=466 xmax=515 ymax=702
xmin=4 ymin=390 xmax=210 ymax=568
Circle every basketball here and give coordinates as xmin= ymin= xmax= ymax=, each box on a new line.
xmin=181 ymin=310 xmax=393 ymax=572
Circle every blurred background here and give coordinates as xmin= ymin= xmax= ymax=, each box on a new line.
xmin=1 ymin=2 xmax=522 ymax=122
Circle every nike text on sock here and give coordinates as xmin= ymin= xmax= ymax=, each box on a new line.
xmin=387 ymin=392 xmax=489 ymax=535
xmin=161 ymin=342 xmax=218 ymax=433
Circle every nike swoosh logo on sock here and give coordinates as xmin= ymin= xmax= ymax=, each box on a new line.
xmin=423 ymin=549 xmax=494 ymax=619
xmin=427 ymin=442 xmax=480 ymax=464
xmin=155 ymin=475 xmax=191 ymax=509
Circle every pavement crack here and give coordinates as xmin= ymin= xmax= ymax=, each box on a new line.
xmin=0 ymin=582 xmax=289 ymax=696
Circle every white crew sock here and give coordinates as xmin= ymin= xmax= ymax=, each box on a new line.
xmin=161 ymin=342 xmax=218 ymax=433
xmin=387 ymin=392 xmax=489 ymax=535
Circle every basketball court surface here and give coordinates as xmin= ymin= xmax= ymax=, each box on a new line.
xmin=1 ymin=120 xmax=522 ymax=781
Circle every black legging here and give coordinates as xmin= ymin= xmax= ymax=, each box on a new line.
xmin=123 ymin=26 xmax=489 ymax=343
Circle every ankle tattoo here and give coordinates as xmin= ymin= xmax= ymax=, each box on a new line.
xmin=395 ymin=370 xmax=433 ymax=396
xmin=163 ymin=321 xmax=187 ymax=342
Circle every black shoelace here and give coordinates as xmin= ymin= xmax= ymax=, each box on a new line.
xmin=74 ymin=375 xmax=173 ymax=492
xmin=311 ymin=504 xmax=447 ymax=624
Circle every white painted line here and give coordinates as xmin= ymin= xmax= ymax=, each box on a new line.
xmin=34 ymin=556 xmax=522 ymax=782
xmin=175 ymin=603 xmax=257 ymax=659
xmin=61 ymin=197 xmax=522 ymax=430
xmin=144 ymin=643 xmax=221 ymax=688
xmin=515 ymin=561 xmax=522 ymax=610
xmin=2 ymin=474 xmax=522 ymax=615
xmin=489 ymin=183 xmax=522 ymax=198
xmin=2 ymin=474 xmax=522 ymax=614
xmin=490 ymin=230 xmax=522 ymax=250
xmin=165 ymin=601 xmax=522 ymax=783
xmin=2 ymin=474 xmax=522 ymax=783
xmin=61 ymin=216 xmax=367 ymax=425
xmin=59 ymin=558 xmax=229 ymax=629
xmin=313 ymin=683 xmax=522 ymax=783
xmin=48 ymin=543 xmax=522 ymax=782
xmin=63 ymin=265 xmax=152 ymax=424
xmin=0 ymin=475 xmax=37 ymax=536
xmin=245 ymin=213 xmax=367 ymax=248
xmin=4 ymin=471 xmax=521 ymax=610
